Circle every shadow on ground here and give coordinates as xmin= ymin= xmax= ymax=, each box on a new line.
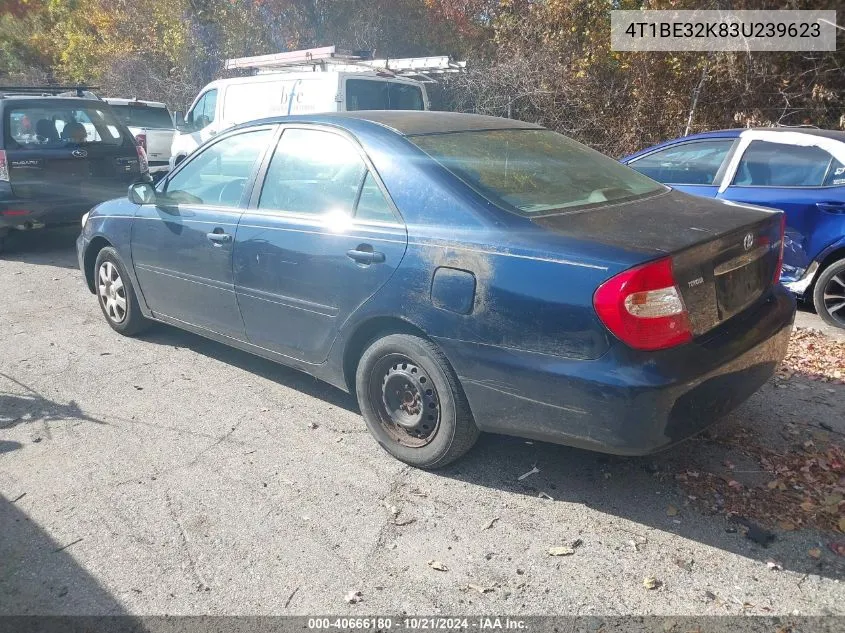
xmin=0 ymin=227 xmax=80 ymax=269
xmin=136 ymin=323 xmax=845 ymax=582
xmin=0 ymin=495 xmax=127 ymax=615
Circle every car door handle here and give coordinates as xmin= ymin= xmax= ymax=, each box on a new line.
xmin=816 ymin=202 xmax=845 ymax=214
xmin=207 ymin=230 xmax=232 ymax=244
xmin=346 ymin=247 xmax=385 ymax=265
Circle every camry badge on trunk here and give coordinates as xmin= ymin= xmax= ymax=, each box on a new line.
xmin=743 ymin=233 xmax=754 ymax=250
xmin=72 ymin=149 xmax=88 ymax=158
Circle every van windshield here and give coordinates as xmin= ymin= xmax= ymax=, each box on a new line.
xmin=346 ymin=79 xmax=424 ymax=111
xmin=410 ymin=129 xmax=665 ymax=215
xmin=109 ymin=104 xmax=173 ymax=129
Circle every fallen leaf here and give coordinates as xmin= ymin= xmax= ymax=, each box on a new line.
xmin=517 ymin=465 xmax=539 ymax=481
xmin=800 ymin=501 xmax=815 ymax=512
xmin=824 ymin=494 xmax=843 ymax=506
xmin=483 ymin=517 xmax=500 ymax=530
xmin=666 ymin=505 xmax=679 ymax=516
xmin=767 ymin=480 xmax=780 ymax=490
xmin=548 ymin=546 xmax=575 ymax=557
xmin=778 ymin=520 xmax=796 ymax=531
xmin=643 ymin=576 xmax=661 ymax=590
xmin=466 ymin=583 xmax=494 ymax=594
xmin=808 ymin=548 xmax=822 ymax=559
xmin=427 ymin=560 xmax=448 ymax=571
xmin=344 ymin=590 xmax=362 ymax=604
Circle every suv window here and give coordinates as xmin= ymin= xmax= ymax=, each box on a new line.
xmin=188 ymin=89 xmax=217 ymax=131
xmin=346 ymin=79 xmax=424 ymax=111
xmin=5 ymin=104 xmax=126 ymax=148
xmin=629 ymin=139 xmax=734 ymax=185
xmin=258 ymin=128 xmax=368 ymax=216
xmin=733 ymin=140 xmax=834 ymax=187
xmin=109 ymin=104 xmax=173 ymax=129
xmin=164 ymin=129 xmax=271 ymax=206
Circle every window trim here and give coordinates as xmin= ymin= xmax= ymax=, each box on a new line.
xmin=249 ymin=123 xmax=405 ymax=227
xmin=627 ymin=138 xmax=737 ymax=186
xmin=157 ymin=124 xmax=277 ymax=211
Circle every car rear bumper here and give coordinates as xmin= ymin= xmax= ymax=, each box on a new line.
xmin=1 ymin=197 xmax=93 ymax=230
xmin=438 ymin=285 xmax=795 ymax=455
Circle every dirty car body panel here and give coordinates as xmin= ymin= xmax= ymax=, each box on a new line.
xmin=78 ymin=111 xmax=795 ymax=456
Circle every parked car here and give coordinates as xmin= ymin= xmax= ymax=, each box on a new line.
xmin=0 ymin=87 xmax=148 ymax=253
xmin=103 ymin=98 xmax=174 ymax=180
xmin=170 ymin=47 xmax=431 ymax=169
xmin=622 ymin=128 xmax=845 ymax=328
xmin=77 ymin=112 xmax=794 ymax=468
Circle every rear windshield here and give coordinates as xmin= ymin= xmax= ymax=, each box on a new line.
xmin=108 ymin=104 xmax=173 ymax=129
xmin=410 ymin=129 xmax=665 ymax=215
xmin=346 ymin=79 xmax=424 ymax=111
xmin=5 ymin=104 xmax=127 ymax=148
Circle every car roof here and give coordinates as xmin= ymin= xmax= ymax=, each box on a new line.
xmin=247 ymin=110 xmax=543 ymax=136
xmin=103 ymin=98 xmax=168 ymax=108
xmin=0 ymin=96 xmax=108 ymax=108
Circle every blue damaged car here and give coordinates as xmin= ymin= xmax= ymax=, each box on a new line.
xmin=623 ymin=127 xmax=845 ymax=329
xmin=77 ymin=112 xmax=795 ymax=468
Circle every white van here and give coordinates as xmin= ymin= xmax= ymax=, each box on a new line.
xmin=170 ymin=48 xmax=436 ymax=169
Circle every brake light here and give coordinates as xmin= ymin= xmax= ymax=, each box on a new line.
xmin=135 ymin=133 xmax=147 ymax=152
xmin=135 ymin=143 xmax=149 ymax=175
xmin=1 ymin=209 xmax=29 ymax=216
xmin=773 ymin=214 xmax=786 ymax=284
xmin=0 ymin=150 xmax=8 ymax=182
xmin=593 ymin=257 xmax=692 ymax=351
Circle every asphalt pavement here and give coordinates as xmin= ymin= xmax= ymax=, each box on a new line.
xmin=1 ymin=227 xmax=843 ymax=616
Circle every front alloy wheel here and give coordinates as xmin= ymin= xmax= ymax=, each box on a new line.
xmin=98 ymin=261 xmax=127 ymax=324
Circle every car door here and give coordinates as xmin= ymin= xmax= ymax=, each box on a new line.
xmin=717 ymin=139 xmax=845 ymax=280
xmin=233 ymin=125 xmax=408 ymax=363
xmin=625 ymin=138 xmax=736 ymax=198
xmin=130 ymin=126 xmax=275 ymax=339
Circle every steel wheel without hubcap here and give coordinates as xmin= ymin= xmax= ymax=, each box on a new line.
xmin=822 ymin=272 xmax=845 ymax=327
xmin=98 ymin=261 xmax=127 ymax=324
xmin=368 ymin=354 xmax=441 ymax=448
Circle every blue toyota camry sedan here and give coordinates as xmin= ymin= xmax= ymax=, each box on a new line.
xmin=622 ymin=128 xmax=845 ymax=329
xmin=77 ymin=112 xmax=795 ymax=468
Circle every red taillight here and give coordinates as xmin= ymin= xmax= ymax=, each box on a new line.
xmin=593 ymin=257 xmax=693 ymax=351
xmin=135 ymin=143 xmax=149 ymax=175
xmin=1 ymin=209 xmax=29 ymax=216
xmin=0 ymin=150 xmax=8 ymax=182
xmin=135 ymin=133 xmax=147 ymax=152
xmin=773 ymin=213 xmax=786 ymax=284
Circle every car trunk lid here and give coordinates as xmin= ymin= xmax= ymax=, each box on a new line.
xmin=532 ymin=189 xmax=784 ymax=336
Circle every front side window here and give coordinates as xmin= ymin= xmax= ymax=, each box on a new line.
xmin=629 ymin=139 xmax=734 ymax=185
xmin=258 ymin=128 xmax=368 ymax=215
xmin=5 ymin=105 xmax=126 ymax=148
xmin=188 ymin=89 xmax=217 ymax=131
xmin=164 ymin=129 xmax=271 ymax=206
xmin=733 ymin=140 xmax=834 ymax=187
xmin=346 ymin=79 xmax=424 ymax=111
xmin=410 ymin=129 xmax=664 ymax=215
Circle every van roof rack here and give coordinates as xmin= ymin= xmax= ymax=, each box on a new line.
xmin=225 ymin=46 xmax=465 ymax=83
xmin=0 ymin=85 xmax=100 ymax=99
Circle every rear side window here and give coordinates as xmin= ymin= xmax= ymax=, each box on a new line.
xmin=823 ymin=158 xmax=845 ymax=186
xmin=109 ymin=104 xmax=173 ymax=129
xmin=258 ymin=129 xmax=367 ymax=216
xmin=346 ymin=80 xmax=424 ymax=111
xmin=629 ymin=139 xmax=733 ymax=185
xmin=733 ymin=141 xmax=833 ymax=187
xmin=5 ymin=104 xmax=127 ymax=148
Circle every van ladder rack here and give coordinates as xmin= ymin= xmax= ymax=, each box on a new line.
xmin=225 ymin=46 xmax=465 ymax=83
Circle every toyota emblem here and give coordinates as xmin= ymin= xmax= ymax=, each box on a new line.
xmin=71 ymin=149 xmax=88 ymax=158
xmin=743 ymin=233 xmax=754 ymax=251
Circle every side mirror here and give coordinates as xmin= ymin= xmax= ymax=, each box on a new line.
xmin=174 ymin=111 xmax=186 ymax=131
xmin=128 ymin=181 xmax=156 ymax=205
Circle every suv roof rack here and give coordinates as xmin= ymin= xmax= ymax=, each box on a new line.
xmin=225 ymin=46 xmax=465 ymax=83
xmin=0 ymin=85 xmax=100 ymax=99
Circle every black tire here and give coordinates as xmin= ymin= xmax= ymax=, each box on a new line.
xmin=94 ymin=246 xmax=150 ymax=336
xmin=355 ymin=333 xmax=479 ymax=469
xmin=813 ymin=258 xmax=845 ymax=329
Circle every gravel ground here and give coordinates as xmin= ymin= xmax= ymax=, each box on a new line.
xmin=1 ymin=227 xmax=843 ymax=616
